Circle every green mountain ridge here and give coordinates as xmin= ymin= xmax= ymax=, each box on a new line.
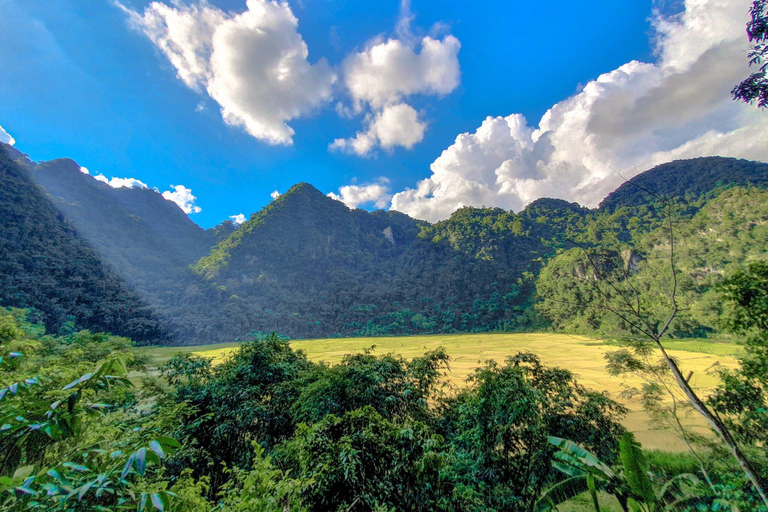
xmin=190 ymin=181 xmax=595 ymax=338
xmin=2 ymin=144 xmax=767 ymax=343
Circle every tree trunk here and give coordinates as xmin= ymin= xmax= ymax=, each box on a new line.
xmin=654 ymin=339 xmax=768 ymax=508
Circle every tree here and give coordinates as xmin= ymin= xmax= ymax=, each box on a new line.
xmin=709 ymin=262 xmax=768 ymax=448
xmin=733 ymin=1 xmax=768 ymax=108
xmin=444 ymin=353 xmax=626 ymax=512
xmin=553 ymin=196 xmax=768 ymax=507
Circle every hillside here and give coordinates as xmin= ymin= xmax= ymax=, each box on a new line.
xmin=4 ymin=147 xmax=245 ymax=342
xmin=537 ymin=185 xmax=768 ymax=337
xmin=0 ymin=145 xmax=168 ymax=343
xmin=192 ymin=184 xmax=590 ymax=338
xmin=599 ymin=156 xmax=768 ymax=210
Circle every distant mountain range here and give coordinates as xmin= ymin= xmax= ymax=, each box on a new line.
xmin=2 ymin=141 xmax=767 ymax=345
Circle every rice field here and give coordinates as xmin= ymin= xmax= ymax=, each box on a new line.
xmin=137 ymin=332 xmax=742 ymax=451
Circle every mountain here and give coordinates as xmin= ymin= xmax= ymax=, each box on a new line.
xmin=29 ymin=157 xmax=215 ymax=264
xmin=537 ymin=185 xmax=768 ymax=337
xmin=4 ymin=140 xmax=768 ymax=344
xmin=192 ymin=184 xmax=590 ymax=338
xmin=4 ymin=146 xmax=246 ymax=343
xmin=0 ymin=145 xmax=168 ymax=343
xmin=599 ymin=156 xmax=768 ymax=210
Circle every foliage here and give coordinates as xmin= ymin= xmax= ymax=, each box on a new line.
xmin=709 ymin=261 xmax=768 ymax=465
xmin=442 ymin=353 xmax=626 ymax=512
xmin=732 ymin=1 xmax=768 ymax=108
xmin=0 ymin=307 xmax=178 ymax=511
xmin=218 ymin=444 xmax=310 ymax=512
xmin=540 ymin=434 xmax=722 ymax=512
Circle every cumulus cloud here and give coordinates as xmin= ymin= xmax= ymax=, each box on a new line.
xmin=342 ymin=32 xmax=461 ymax=110
xmin=329 ymin=178 xmax=392 ymax=209
xmin=334 ymin=1 xmax=460 ymax=155
xmin=95 ymin=174 xmax=148 ymax=189
xmin=270 ymin=190 xmax=280 ymax=200
xmin=330 ymin=103 xmax=427 ymax=156
xmin=79 ymin=166 xmax=90 ymax=174
xmin=118 ymin=0 xmax=336 ymax=145
xmin=230 ymin=213 xmax=247 ymax=224
xmin=162 ymin=184 xmax=202 ymax=214
xmin=0 ymin=125 xmax=15 ymax=145
xmin=391 ymin=0 xmax=766 ymax=222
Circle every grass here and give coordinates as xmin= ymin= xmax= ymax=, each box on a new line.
xmin=137 ymin=332 xmax=741 ymax=451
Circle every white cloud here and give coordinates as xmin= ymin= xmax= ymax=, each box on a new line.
xmin=391 ymin=0 xmax=765 ymax=222
xmin=118 ymin=0 xmax=336 ymax=145
xmin=342 ymin=33 xmax=461 ymax=110
xmin=270 ymin=190 xmax=280 ymax=199
xmin=330 ymin=103 xmax=426 ymax=156
xmin=335 ymin=1 xmax=460 ymax=155
xmin=79 ymin=166 xmax=90 ymax=174
xmin=0 ymin=124 xmax=15 ymax=145
xmin=95 ymin=174 xmax=148 ymax=189
xmin=162 ymin=184 xmax=202 ymax=214
xmin=329 ymin=178 xmax=392 ymax=209
xmin=230 ymin=213 xmax=247 ymax=225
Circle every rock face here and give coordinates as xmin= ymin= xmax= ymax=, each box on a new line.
xmin=383 ymin=226 xmax=395 ymax=245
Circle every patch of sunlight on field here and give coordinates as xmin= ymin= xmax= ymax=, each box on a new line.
xmin=138 ymin=332 xmax=742 ymax=451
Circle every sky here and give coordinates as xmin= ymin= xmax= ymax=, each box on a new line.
xmin=0 ymin=0 xmax=766 ymax=227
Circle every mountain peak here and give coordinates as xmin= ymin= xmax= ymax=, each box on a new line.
xmin=280 ymin=181 xmax=325 ymax=197
xmin=599 ymin=156 xmax=768 ymax=210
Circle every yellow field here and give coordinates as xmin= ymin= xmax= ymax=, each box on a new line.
xmin=138 ymin=332 xmax=741 ymax=451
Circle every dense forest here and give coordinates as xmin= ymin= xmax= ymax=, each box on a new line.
xmin=5 ymin=140 xmax=767 ymax=345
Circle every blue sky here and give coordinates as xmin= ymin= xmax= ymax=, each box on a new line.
xmin=1 ymin=0 xmax=765 ymax=227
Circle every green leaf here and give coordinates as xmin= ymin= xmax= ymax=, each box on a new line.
xmin=12 ymin=465 xmax=34 ymax=481
xmin=135 ymin=447 xmax=147 ymax=475
xmin=63 ymin=462 xmax=89 ymax=472
xmin=619 ymin=432 xmax=656 ymax=507
xmin=63 ymin=373 xmax=92 ymax=391
xmin=149 ymin=440 xmax=164 ymax=459
xmin=77 ymin=481 xmax=95 ymax=500
xmin=535 ymin=476 xmax=588 ymax=511
xmin=156 ymin=436 xmax=181 ymax=449
xmin=121 ymin=454 xmax=135 ymax=480
xmin=151 ymin=493 xmax=165 ymax=511
xmin=587 ymin=473 xmax=601 ymax=512
xmin=549 ymin=436 xmax=616 ymax=480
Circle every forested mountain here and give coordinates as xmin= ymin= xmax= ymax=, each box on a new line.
xmin=1 ymin=145 xmax=246 ymax=342
xmin=599 ymin=156 xmax=768 ymax=210
xmin=537 ymin=185 xmax=768 ymax=337
xmin=3 ymin=141 xmax=768 ymax=343
xmin=191 ymin=183 xmax=593 ymax=338
xmin=0 ymin=145 xmax=168 ymax=343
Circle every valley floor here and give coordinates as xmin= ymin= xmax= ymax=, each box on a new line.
xmin=138 ymin=332 xmax=741 ymax=451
